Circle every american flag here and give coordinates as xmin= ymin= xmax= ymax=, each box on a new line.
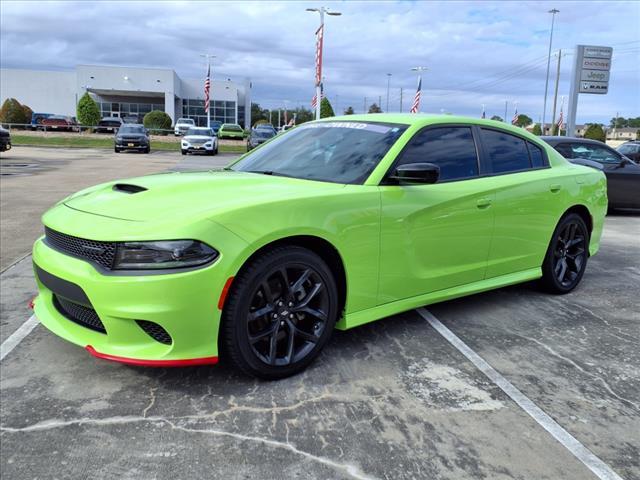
xmin=511 ymin=107 xmax=519 ymax=125
xmin=311 ymin=92 xmax=323 ymax=109
xmin=557 ymin=107 xmax=564 ymax=131
xmin=204 ymin=64 xmax=211 ymax=113
xmin=315 ymin=25 xmax=324 ymax=86
xmin=409 ymin=78 xmax=422 ymax=113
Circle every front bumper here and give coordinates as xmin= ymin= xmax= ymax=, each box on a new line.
xmin=116 ymin=141 xmax=148 ymax=150
xmin=31 ymin=231 xmax=237 ymax=365
xmin=182 ymin=143 xmax=214 ymax=152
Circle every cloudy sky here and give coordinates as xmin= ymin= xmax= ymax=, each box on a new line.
xmin=1 ymin=0 xmax=638 ymax=124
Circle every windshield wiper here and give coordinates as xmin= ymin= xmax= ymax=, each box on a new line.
xmin=246 ymin=170 xmax=275 ymax=175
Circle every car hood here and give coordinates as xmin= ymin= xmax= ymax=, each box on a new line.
xmin=117 ymin=133 xmax=147 ymax=139
xmin=63 ymin=171 xmax=345 ymax=222
xmin=183 ymin=135 xmax=214 ymax=141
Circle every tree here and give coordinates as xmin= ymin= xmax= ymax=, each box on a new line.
xmin=583 ymin=124 xmax=606 ymax=142
xmin=514 ymin=114 xmax=532 ymax=128
xmin=251 ymin=103 xmax=269 ymax=125
xmin=532 ymin=123 xmax=542 ymax=136
xmin=344 ymin=106 xmax=354 ymax=115
xmin=490 ymin=115 xmax=503 ymax=122
xmin=0 ymin=98 xmax=28 ymax=124
xmin=22 ymin=104 xmax=33 ymax=124
xmin=320 ymin=97 xmax=335 ymax=118
xmin=143 ymin=110 xmax=172 ymax=134
xmin=368 ymin=103 xmax=382 ymax=113
xmin=76 ymin=92 xmax=100 ymax=126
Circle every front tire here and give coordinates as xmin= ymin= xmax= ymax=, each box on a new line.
xmin=221 ymin=246 xmax=338 ymax=379
xmin=114 ymin=147 xmax=120 ymax=153
xmin=540 ymin=213 xmax=589 ymax=294
xmin=181 ymin=149 xmax=187 ymax=155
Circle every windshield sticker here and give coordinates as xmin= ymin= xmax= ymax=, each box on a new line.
xmin=303 ymin=122 xmax=393 ymax=134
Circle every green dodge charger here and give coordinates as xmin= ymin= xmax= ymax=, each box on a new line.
xmin=32 ymin=115 xmax=607 ymax=379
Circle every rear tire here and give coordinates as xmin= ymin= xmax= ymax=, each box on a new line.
xmin=145 ymin=146 xmax=150 ymax=154
xmin=540 ymin=213 xmax=589 ymax=294
xmin=221 ymin=246 xmax=338 ymax=380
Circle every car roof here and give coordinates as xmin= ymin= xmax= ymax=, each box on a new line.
xmin=540 ymin=136 xmax=608 ymax=145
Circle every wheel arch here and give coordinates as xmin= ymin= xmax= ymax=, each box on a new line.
xmin=563 ymin=204 xmax=593 ymax=236
xmin=232 ymin=235 xmax=348 ymax=317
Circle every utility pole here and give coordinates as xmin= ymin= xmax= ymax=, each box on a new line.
xmin=386 ymin=73 xmax=392 ymax=112
xmin=504 ymin=100 xmax=508 ymax=122
xmin=307 ymin=6 xmax=342 ymax=120
xmin=542 ymin=8 xmax=560 ymax=130
xmin=277 ymin=109 xmax=281 ymax=129
xmin=551 ymin=48 xmax=562 ymax=135
xmin=400 ymin=88 xmax=403 ymax=113
xmin=378 ymin=95 xmax=382 ymax=110
xmin=364 ymin=97 xmax=367 ymax=113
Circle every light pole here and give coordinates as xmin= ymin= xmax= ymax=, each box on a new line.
xmin=307 ymin=6 xmax=341 ymax=120
xmin=200 ymin=53 xmax=216 ymax=128
xmin=542 ymin=8 xmax=559 ymax=131
xmin=386 ymin=73 xmax=392 ymax=112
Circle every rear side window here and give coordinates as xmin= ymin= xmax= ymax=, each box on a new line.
xmin=481 ymin=129 xmax=531 ymax=174
xmin=527 ymin=142 xmax=545 ymax=167
xmin=397 ymin=127 xmax=479 ymax=181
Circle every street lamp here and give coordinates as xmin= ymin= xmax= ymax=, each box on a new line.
xmin=386 ymin=73 xmax=392 ymax=112
xmin=542 ymin=8 xmax=559 ymax=131
xmin=307 ymin=7 xmax=341 ymax=120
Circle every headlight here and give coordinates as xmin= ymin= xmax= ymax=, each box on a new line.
xmin=113 ymin=240 xmax=218 ymax=270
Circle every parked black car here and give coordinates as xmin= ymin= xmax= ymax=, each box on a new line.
xmin=542 ymin=136 xmax=640 ymax=210
xmin=247 ymin=127 xmax=276 ymax=150
xmin=0 ymin=126 xmax=11 ymax=152
xmin=617 ymin=141 xmax=640 ymax=163
xmin=114 ymin=124 xmax=150 ymax=153
xmin=95 ymin=117 xmax=123 ymax=134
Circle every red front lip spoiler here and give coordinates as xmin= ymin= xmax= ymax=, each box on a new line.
xmin=85 ymin=345 xmax=218 ymax=367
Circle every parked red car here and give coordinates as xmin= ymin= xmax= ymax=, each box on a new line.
xmin=40 ymin=115 xmax=79 ymax=132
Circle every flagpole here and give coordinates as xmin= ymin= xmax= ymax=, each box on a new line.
xmin=200 ymin=53 xmax=216 ymax=128
xmin=410 ymin=66 xmax=427 ymax=113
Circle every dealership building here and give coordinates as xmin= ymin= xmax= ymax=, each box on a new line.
xmin=0 ymin=64 xmax=251 ymax=128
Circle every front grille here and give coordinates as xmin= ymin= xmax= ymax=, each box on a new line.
xmin=45 ymin=227 xmax=116 ymax=269
xmin=136 ymin=320 xmax=172 ymax=345
xmin=53 ymin=295 xmax=106 ymax=333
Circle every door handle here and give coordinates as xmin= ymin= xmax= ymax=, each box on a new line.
xmin=550 ymin=184 xmax=562 ymax=193
xmin=476 ymin=198 xmax=492 ymax=209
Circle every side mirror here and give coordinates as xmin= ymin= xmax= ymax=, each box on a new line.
xmin=390 ymin=162 xmax=440 ymax=184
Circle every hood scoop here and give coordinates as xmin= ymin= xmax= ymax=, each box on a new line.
xmin=112 ymin=183 xmax=148 ymax=194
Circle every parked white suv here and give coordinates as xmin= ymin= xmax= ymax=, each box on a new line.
xmin=174 ymin=118 xmax=195 ymax=136
xmin=181 ymin=127 xmax=218 ymax=155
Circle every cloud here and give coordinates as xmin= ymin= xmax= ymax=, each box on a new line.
xmin=1 ymin=0 xmax=638 ymax=123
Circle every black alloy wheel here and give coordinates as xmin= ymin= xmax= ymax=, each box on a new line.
xmin=541 ymin=213 xmax=589 ymax=293
xmin=221 ymin=246 xmax=338 ymax=379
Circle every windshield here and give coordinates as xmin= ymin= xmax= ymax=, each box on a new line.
xmin=119 ymin=126 xmax=145 ymax=134
xmin=186 ymin=128 xmax=213 ymax=136
xmin=231 ymin=121 xmax=407 ymax=184
xmin=252 ymin=129 xmax=275 ymax=139
xmin=178 ymin=118 xmax=195 ymax=125
xmin=224 ymin=124 xmax=242 ymax=131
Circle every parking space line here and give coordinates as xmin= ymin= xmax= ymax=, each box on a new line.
xmin=0 ymin=315 xmax=39 ymax=362
xmin=416 ymin=308 xmax=624 ymax=480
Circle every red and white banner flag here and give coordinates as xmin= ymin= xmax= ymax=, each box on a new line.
xmin=204 ymin=64 xmax=211 ymax=113
xmin=315 ymin=25 xmax=324 ymax=86
xmin=557 ymin=107 xmax=564 ymax=131
xmin=409 ymin=78 xmax=421 ymax=113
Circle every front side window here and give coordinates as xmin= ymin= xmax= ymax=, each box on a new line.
xmin=481 ymin=129 xmax=531 ymax=174
xmin=570 ymin=143 xmax=620 ymax=164
xmin=396 ymin=127 xmax=479 ymax=181
xmin=232 ymin=121 xmax=407 ymax=184
xmin=618 ymin=144 xmax=639 ymax=155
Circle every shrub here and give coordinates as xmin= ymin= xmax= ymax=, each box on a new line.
xmin=143 ymin=110 xmax=172 ymax=135
xmin=0 ymin=98 xmax=28 ymax=124
xmin=320 ymin=97 xmax=335 ymax=119
xmin=76 ymin=93 xmax=100 ymax=126
xmin=253 ymin=119 xmax=269 ymax=127
xmin=583 ymin=124 xmax=605 ymax=142
xmin=532 ymin=123 xmax=542 ymax=136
